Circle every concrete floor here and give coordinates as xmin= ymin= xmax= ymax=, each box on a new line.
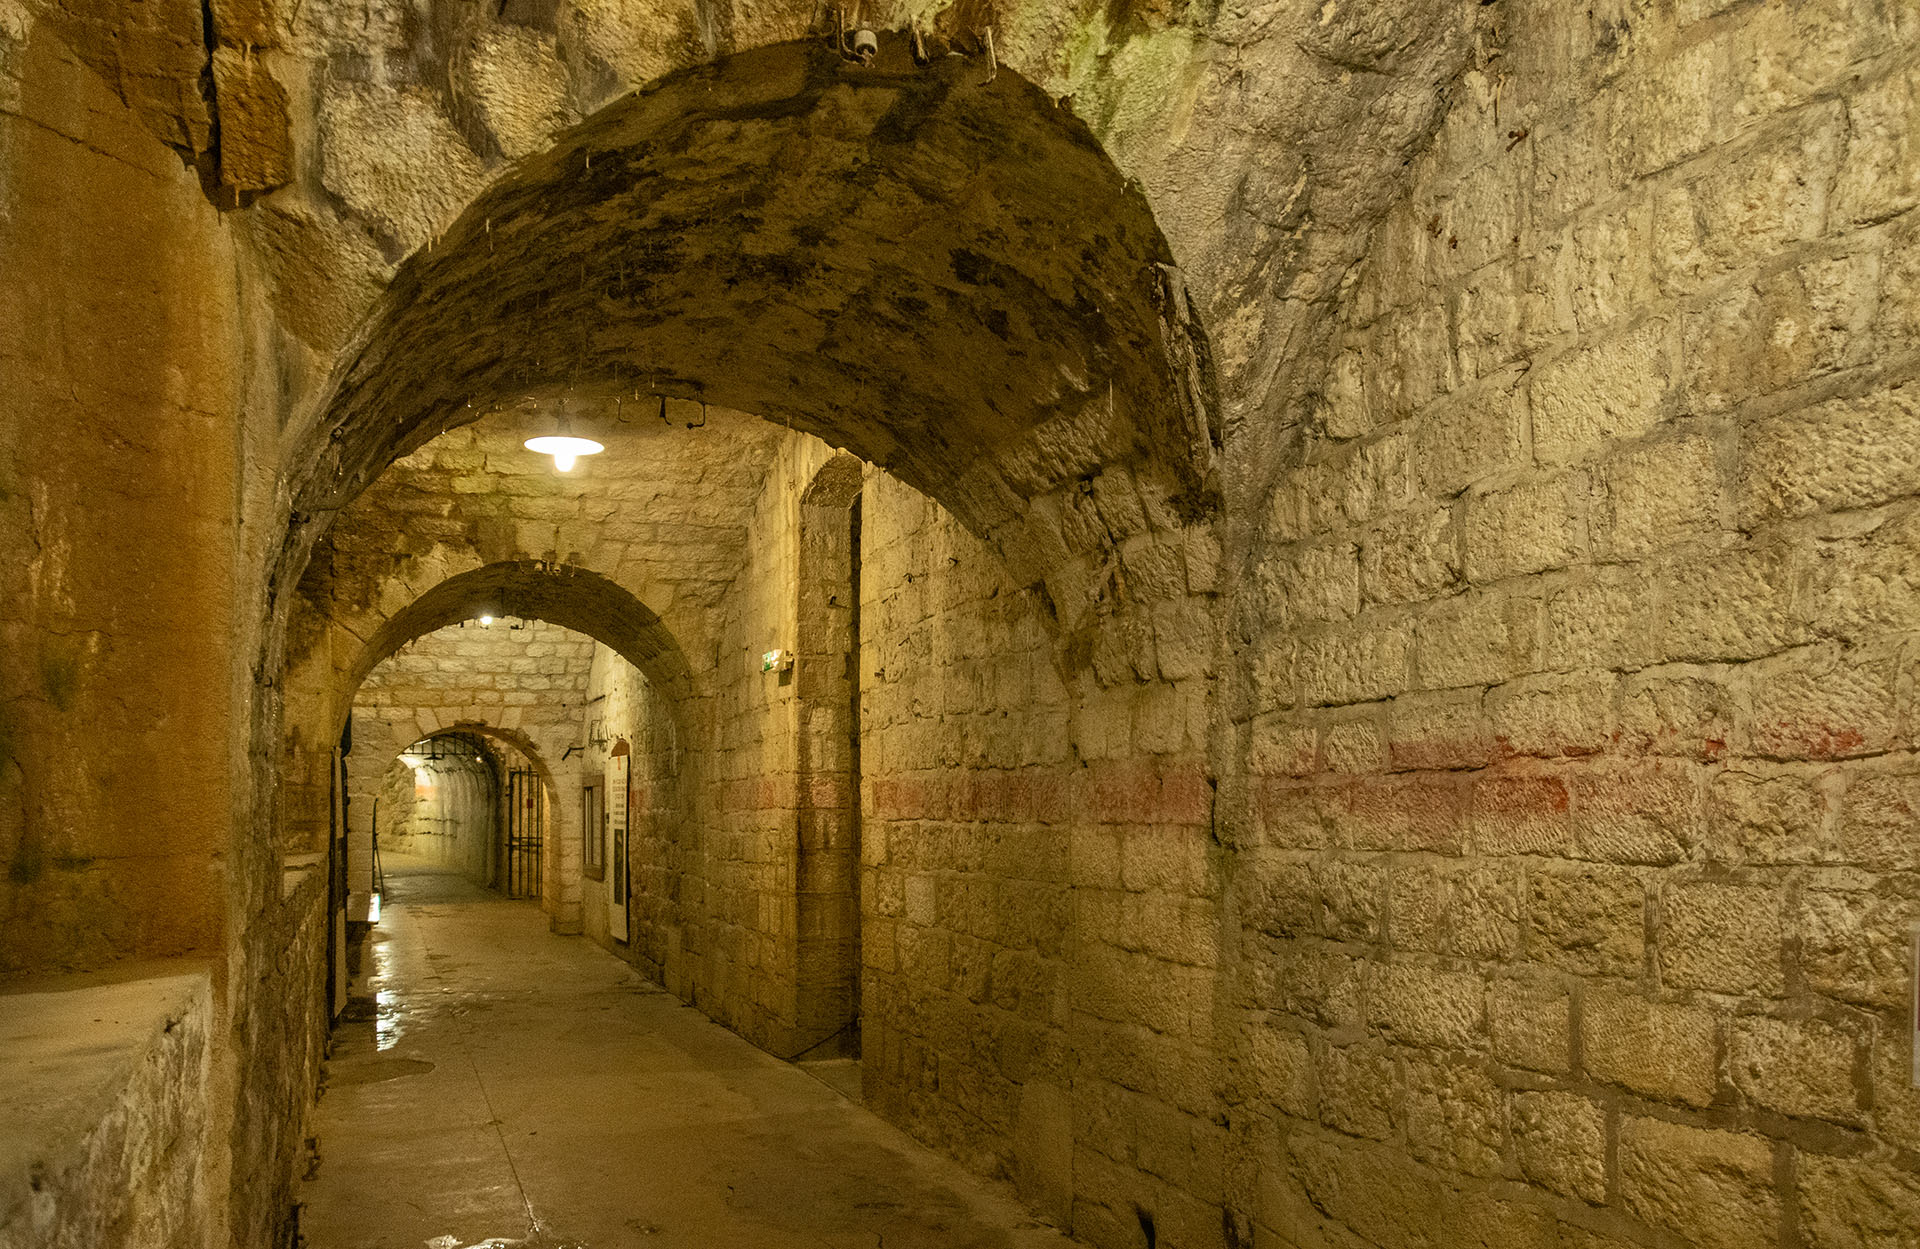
xmin=300 ymin=865 xmax=1074 ymax=1249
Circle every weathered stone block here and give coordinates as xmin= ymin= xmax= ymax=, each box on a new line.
xmin=1797 ymin=887 xmax=1918 ymax=1011
xmin=1728 ymin=1015 xmax=1859 ymax=1122
xmin=1488 ymin=671 xmax=1614 ymax=758
xmin=1415 ymin=590 xmax=1540 ymax=691
xmin=1388 ymin=865 xmax=1446 ymax=952
xmin=1299 ymin=618 xmax=1414 ymax=707
xmin=1652 ymin=107 xmax=1842 ymax=294
xmin=1361 ymin=506 xmax=1460 ymax=606
xmin=1451 ymin=261 xmax=1526 ymax=380
xmin=1619 ymin=666 xmax=1734 ymax=760
xmin=1247 ymin=1024 xmax=1315 ymax=1119
xmin=1610 ymin=31 xmax=1726 ymax=177
xmin=1315 ymin=859 xmax=1386 ymax=942
xmin=1654 ymin=542 xmax=1807 ymax=664
xmin=1316 ymin=1041 xmax=1398 ymax=1140
xmin=1367 ymin=962 xmax=1484 ymax=1050
xmin=318 ymin=81 xmax=487 ymax=252
xmin=211 ymin=49 xmax=291 ymax=197
xmin=1531 ymin=318 xmax=1673 ymax=464
xmin=1833 ymin=60 xmax=1920 ymax=226
xmin=1388 ymin=688 xmax=1490 ymax=771
xmin=1705 ymin=767 xmax=1831 ymax=864
xmin=1686 ymin=253 xmax=1877 ymax=414
xmin=1570 ymin=762 xmax=1706 ymax=864
xmin=1806 ymin=502 xmax=1920 ymax=642
xmin=1320 ymin=349 xmax=1375 ymax=440
xmin=1327 ymin=776 xmax=1469 ymax=855
xmin=1448 ymin=866 xmax=1522 ymax=961
xmin=1582 ymin=982 xmax=1718 ymax=1106
xmin=1491 ymin=976 xmax=1571 ymax=1075
xmin=1553 ymin=194 xmax=1657 ymax=333
xmin=1404 ymin=1057 xmax=1506 ymax=1177
xmin=1618 ymin=1117 xmax=1779 ymax=1249
xmin=1836 ymin=770 xmax=1920 ymax=872
xmin=1474 ymin=773 xmax=1575 ymax=857
xmin=1256 ymin=540 xmax=1362 ymax=627
xmin=1513 ymin=1090 xmax=1606 ymax=1202
xmin=1333 ymin=431 xmax=1416 ymax=527
xmin=1248 ymin=714 xmax=1317 ymax=779
xmin=1799 ymin=1155 xmax=1920 ymax=1249
xmin=1412 ymin=371 xmax=1528 ymax=499
xmin=1740 ymin=390 xmax=1920 ymax=528
xmin=1528 ymin=868 xmax=1644 ymax=978
xmin=1322 ymin=715 xmax=1386 ymax=774
xmin=1544 ymin=564 xmax=1653 ymax=672
xmin=1591 ymin=434 xmax=1721 ymax=561
xmin=1465 ymin=472 xmax=1586 ymax=582
xmin=1661 ymin=880 xmax=1784 ymax=996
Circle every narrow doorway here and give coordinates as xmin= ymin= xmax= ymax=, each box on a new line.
xmin=796 ymin=456 xmax=864 ymax=1064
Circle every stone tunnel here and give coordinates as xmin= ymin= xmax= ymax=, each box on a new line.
xmin=3 ymin=1 xmax=1919 ymax=1247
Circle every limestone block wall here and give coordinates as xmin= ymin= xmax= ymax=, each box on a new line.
xmin=855 ymin=470 xmax=1079 ymax=1182
xmin=578 ymin=645 xmax=688 ymax=966
xmin=0 ymin=969 xmax=214 ymax=1249
xmin=1225 ymin=3 xmax=1920 ymax=1245
xmin=680 ymin=439 xmax=818 ymax=1054
xmin=0 ymin=10 xmax=243 ymax=978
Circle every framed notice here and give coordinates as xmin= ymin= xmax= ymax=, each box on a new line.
xmin=608 ymin=742 xmax=630 ymax=942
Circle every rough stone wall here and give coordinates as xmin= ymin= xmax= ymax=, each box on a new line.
xmin=1223 ymin=3 xmax=1920 ymax=1246
xmin=681 ymin=437 xmax=817 ymax=1054
xmin=0 ymin=13 xmax=242 ymax=977
xmin=856 ymin=469 xmax=1078 ymax=1186
xmin=578 ymin=646 xmax=685 ymax=962
xmin=0 ymin=969 xmax=214 ymax=1249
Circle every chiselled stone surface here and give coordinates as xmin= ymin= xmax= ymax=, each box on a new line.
xmin=4 ymin=0 xmax=1919 ymax=1246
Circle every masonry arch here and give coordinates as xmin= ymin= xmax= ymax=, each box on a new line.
xmin=333 ymin=564 xmax=701 ymax=933
xmin=363 ymin=729 xmax=521 ymax=894
xmin=241 ymin=35 xmax=1229 ymax=1245
xmin=266 ymin=36 xmax=1220 ymax=686
xmin=343 ymin=561 xmax=697 ymax=730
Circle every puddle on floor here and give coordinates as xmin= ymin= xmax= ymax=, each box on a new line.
xmin=329 ymin=1056 xmax=434 ymax=1086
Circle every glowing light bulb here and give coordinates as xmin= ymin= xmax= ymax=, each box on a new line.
xmin=479 ymin=615 xmax=494 ymax=626
xmin=524 ymin=435 xmax=603 ymax=473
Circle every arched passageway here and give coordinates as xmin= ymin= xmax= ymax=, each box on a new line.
xmin=246 ymin=36 xmax=1224 ymax=1249
xmin=375 ymin=732 xmax=504 ymax=890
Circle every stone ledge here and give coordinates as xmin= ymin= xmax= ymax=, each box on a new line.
xmin=0 ymin=962 xmax=212 ymax=1249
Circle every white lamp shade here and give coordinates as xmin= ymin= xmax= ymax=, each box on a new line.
xmin=524 ymin=435 xmax=604 ymax=472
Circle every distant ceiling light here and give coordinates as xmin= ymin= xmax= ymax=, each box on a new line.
xmin=479 ymin=615 xmax=494 ymax=626
xmin=524 ymin=435 xmax=604 ymax=473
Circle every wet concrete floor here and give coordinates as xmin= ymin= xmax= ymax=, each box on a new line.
xmin=300 ymin=866 xmax=1073 ymax=1249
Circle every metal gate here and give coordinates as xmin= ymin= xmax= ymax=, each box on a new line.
xmin=504 ymin=767 xmax=544 ymax=900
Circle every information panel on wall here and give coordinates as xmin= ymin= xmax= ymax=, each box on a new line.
xmin=608 ymin=744 xmax=630 ymax=943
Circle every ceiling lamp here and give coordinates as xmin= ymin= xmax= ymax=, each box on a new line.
xmin=525 ymin=433 xmax=603 ymax=473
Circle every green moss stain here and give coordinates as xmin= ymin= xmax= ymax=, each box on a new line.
xmin=1059 ymin=8 xmax=1208 ymax=163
